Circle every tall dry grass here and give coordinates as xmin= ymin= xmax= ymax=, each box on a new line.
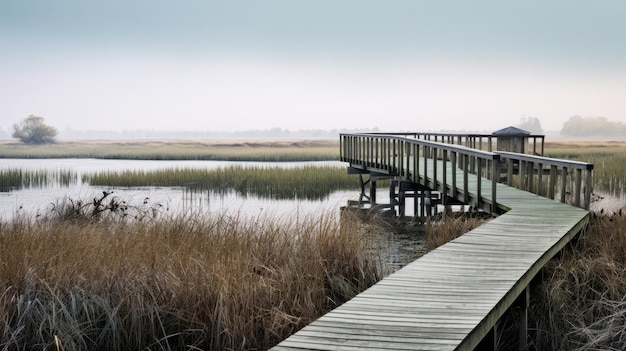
xmin=0 ymin=208 xmax=383 ymax=350
xmin=425 ymin=213 xmax=488 ymax=250
xmin=526 ymin=210 xmax=626 ymax=350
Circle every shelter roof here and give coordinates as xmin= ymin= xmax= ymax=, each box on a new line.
xmin=492 ymin=126 xmax=531 ymax=136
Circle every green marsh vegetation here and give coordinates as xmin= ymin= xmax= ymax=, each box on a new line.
xmin=545 ymin=140 xmax=626 ymax=198
xmin=0 ymin=139 xmax=339 ymax=161
xmin=0 ymin=196 xmax=384 ymax=350
xmin=82 ymin=165 xmax=358 ymax=200
xmin=0 ymin=168 xmax=77 ymax=192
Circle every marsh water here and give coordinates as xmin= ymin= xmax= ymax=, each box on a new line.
xmin=1 ymin=158 xmax=426 ymax=271
xmin=0 ymin=159 xmax=357 ymax=219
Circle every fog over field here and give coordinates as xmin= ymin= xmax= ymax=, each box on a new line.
xmin=1 ymin=1 xmax=625 ymax=135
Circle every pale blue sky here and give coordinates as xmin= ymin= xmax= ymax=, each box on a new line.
xmin=1 ymin=1 xmax=625 ymax=134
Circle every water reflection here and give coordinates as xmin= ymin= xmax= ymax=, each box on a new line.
xmin=0 ymin=159 xmax=347 ymax=219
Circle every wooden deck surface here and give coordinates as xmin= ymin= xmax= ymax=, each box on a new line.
xmin=271 ymin=158 xmax=589 ymax=350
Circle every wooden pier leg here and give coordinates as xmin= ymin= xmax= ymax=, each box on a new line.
xmin=399 ymin=185 xmax=406 ymax=218
xmin=443 ymin=190 xmax=452 ymax=216
xmin=425 ymin=190 xmax=432 ymax=217
xmin=414 ymin=188 xmax=419 ymax=218
xmin=517 ymin=286 xmax=530 ymax=351
xmin=390 ymin=180 xmax=397 ymax=216
xmin=370 ymin=179 xmax=377 ymax=205
xmin=419 ymin=190 xmax=425 ymax=220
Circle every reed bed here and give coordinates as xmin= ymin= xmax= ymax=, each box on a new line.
xmin=0 ymin=204 xmax=383 ymax=350
xmin=425 ymin=213 xmax=487 ymax=250
xmin=545 ymin=141 xmax=626 ymax=198
xmin=83 ymin=165 xmax=357 ymax=200
xmin=0 ymin=140 xmax=339 ymax=161
xmin=523 ymin=210 xmax=626 ymax=350
xmin=0 ymin=168 xmax=77 ymax=191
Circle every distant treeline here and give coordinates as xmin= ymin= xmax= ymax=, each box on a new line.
xmin=561 ymin=116 xmax=626 ymax=137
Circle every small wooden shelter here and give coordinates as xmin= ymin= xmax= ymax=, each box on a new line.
xmin=493 ymin=126 xmax=544 ymax=155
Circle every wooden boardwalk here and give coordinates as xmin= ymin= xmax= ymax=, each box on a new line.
xmin=271 ymin=139 xmax=590 ymax=350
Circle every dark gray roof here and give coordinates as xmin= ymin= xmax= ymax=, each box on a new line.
xmin=492 ymin=126 xmax=531 ymax=136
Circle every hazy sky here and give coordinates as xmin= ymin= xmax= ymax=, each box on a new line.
xmin=1 ymin=1 xmax=625 ymax=134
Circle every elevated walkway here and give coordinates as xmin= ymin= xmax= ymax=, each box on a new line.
xmin=271 ymin=133 xmax=592 ymax=350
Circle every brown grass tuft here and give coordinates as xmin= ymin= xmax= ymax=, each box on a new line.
xmin=425 ymin=213 xmax=488 ymax=250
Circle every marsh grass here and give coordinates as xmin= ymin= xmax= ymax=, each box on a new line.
xmin=0 ymin=168 xmax=77 ymax=191
xmin=0 ymin=205 xmax=383 ymax=350
xmin=545 ymin=141 xmax=626 ymax=198
xmin=83 ymin=165 xmax=358 ymax=200
xmin=425 ymin=213 xmax=488 ymax=250
xmin=0 ymin=140 xmax=339 ymax=161
xmin=524 ymin=211 xmax=626 ymax=350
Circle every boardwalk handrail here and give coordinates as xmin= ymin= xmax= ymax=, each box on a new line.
xmin=341 ymin=133 xmax=502 ymax=213
xmin=341 ymin=133 xmax=593 ymax=210
xmin=351 ymin=131 xmax=546 ymax=156
xmin=496 ymin=151 xmax=594 ymax=209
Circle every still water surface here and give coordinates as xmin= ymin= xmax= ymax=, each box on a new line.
xmin=0 ymin=158 xmax=356 ymax=219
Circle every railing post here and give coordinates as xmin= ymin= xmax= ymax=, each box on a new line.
xmin=492 ymin=158 xmax=499 ymax=213
xmin=560 ymin=167 xmax=568 ymax=204
xmin=549 ymin=165 xmax=557 ymax=200
xmin=414 ymin=143 xmax=420 ymax=184
xmin=451 ymin=152 xmax=457 ymax=198
xmin=405 ymin=141 xmax=411 ymax=178
xmin=366 ymin=137 xmax=370 ymax=165
xmin=537 ymin=163 xmax=544 ymax=196
xmin=391 ymin=139 xmax=396 ymax=172
xmin=520 ymin=160 xmax=527 ymax=191
xmin=372 ymin=137 xmax=376 ymax=167
xmin=442 ymin=149 xmax=448 ymax=196
xmin=433 ymin=147 xmax=439 ymax=191
xmin=423 ymin=146 xmax=429 ymax=187
xmin=357 ymin=136 xmax=361 ymax=163
xmin=463 ymin=154 xmax=469 ymax=204
xmin=383 ymin=138 xmax=389 ymax=171
xmin=528 ymin=161 xmax=534 ymax=193
xmin=584 ymin=169 xmax=593 ymax=210
xmin=398 ymin=139 xmax=404 ymax=176
xmin=476 ymin=158 xmax=483 ymax=208
xmin=575 ymin=168 xmax=582 ymax=208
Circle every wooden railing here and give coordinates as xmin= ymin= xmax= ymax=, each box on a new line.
xmin=340 ymin=133 xmax=594 ymax=210
xmin=496 ymin=151 xmax=594 ymax=209
xmin=341 ymin=133 xmax=502 ymax=213
xmin=353 ymin=132 xmax=546 ymax=156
